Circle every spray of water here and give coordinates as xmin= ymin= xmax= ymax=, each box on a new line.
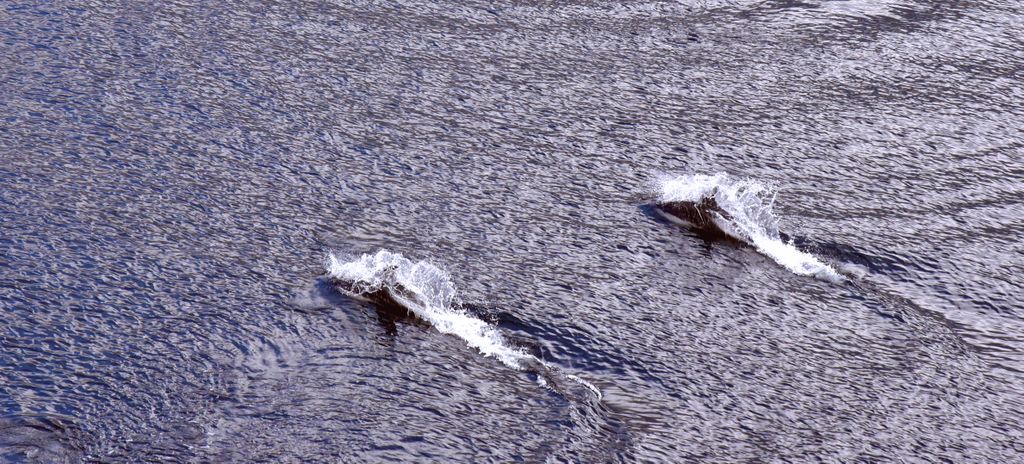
xmin=658 ymin=173 xmax=845 ymax=283
xmin=324 ymin=249 xmax=603 ymax=400
xmin=326 ymin=249 xmax=533 ymax=368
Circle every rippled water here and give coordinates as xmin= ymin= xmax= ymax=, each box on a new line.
xmin=2 ymin=0 xmax=1023 ymax=461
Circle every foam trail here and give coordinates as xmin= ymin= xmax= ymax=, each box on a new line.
xmin=657 ymin=173 xmax=845 ymax=283
xmin=325 ymin=250 xmax=603 ymax=399
xmin=326 ymin=249 xmax=533 ymax=368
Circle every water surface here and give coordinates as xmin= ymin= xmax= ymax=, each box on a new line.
xmin=1 ymin=0 xmax=1023 ymax=461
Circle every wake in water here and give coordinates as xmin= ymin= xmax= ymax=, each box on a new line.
xmin=324 ymin=249 xmax=602 ymax=399
xmin=325 ymin=249 xmax=531 ymax=368
xmin=654 ymin=173 xmax=846 ymax=283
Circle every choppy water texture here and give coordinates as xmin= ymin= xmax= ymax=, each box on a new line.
xmin=2 ymin=0 xmax=1023 ymax=461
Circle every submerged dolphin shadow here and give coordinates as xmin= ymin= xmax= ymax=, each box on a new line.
xmin=309 ymin=276 xmax=435 ymax=336
xmin=640 ymin=193 xmax=917 ymax=322
xmin=321 ymin=273 xmax=632 ymax=456
xmin=641 ymin=199 xmax=922 ymax=323
xmin=315 ymin=274 xmax=545 ymax=348
xmin=319 ymin=271 xmax=606 ymax=400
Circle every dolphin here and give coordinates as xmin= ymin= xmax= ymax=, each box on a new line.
xmin=324 ymin=265 xmax=434 ymax=333
xmin=653 ymin=196 xmax=742 ymax=242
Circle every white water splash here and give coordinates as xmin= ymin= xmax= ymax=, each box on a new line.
xmin=658 ymin=173 xmax=845 ymax=283
xmin=325 ymin=250 xmax=603 ymax=399
xmin=326 ymin=249 xmax=532 ymax=368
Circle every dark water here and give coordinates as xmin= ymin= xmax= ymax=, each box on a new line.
xmin=2 ymin=0 xmax=1023 ymax=461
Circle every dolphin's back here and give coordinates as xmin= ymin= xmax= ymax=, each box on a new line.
xmin=656 ymin=197 xmax=738 ymax=241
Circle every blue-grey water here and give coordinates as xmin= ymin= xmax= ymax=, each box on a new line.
xmin=2 ymin=0 xmax=1023 ymax=462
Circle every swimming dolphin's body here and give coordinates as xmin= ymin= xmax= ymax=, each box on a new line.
xmin=655 ymin=197 xmax=741 ymax=242
xmin=327 ymin=270 xmax=433 ymax=332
